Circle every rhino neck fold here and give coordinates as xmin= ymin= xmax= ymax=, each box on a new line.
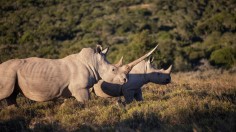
xmin=89 ymin=64 xmax=100 ymax=83
xmin=77 ymin=50 xmax=101 ymax=83
xmin=64 ymin=49 xmax=101 ymax=84
xmin=87 ymin=53 xmax=100 ymax=83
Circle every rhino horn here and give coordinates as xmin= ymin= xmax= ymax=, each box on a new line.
xmin=126 ymin=45 xmax=158 ymax=72
xmin=164 ymin=65 xmax=172 ymax=74
xmin=115 ymin=56 xmax=123 ymax=67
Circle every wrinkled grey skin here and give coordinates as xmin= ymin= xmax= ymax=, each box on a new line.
xmin=93 ymin=57 xmax=172 ymax=103
xmin=0 ymin=45 xmax=130 ymax=106
xmin=0 ymin=45 xmax=158 ymax=107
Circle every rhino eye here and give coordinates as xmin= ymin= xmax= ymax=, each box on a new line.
xmin=112 ymin=68 xmax=115 ymax=71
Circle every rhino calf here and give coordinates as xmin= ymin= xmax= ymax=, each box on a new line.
xmin=0 ymin=45 xmax=158 ymax=107
xmin=93 ymin=57 xmax=172 ymax=103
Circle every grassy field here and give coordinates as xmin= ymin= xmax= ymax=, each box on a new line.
xmin=0 ymin=69 xmax=236 ymax=132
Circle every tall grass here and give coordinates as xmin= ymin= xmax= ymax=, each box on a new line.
xmin=0 ymin=69 xmax=235 ymax=131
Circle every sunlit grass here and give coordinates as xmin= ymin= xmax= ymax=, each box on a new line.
xmin=0 ymin=69 xmax=235 ymax=131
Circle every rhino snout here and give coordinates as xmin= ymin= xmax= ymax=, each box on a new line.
xmin=123 ymin=78 xmax=127 ymax=83
xmin=165 ymin=77 xmax=171 ymax=83
xmin=166 ymin=78 xmax=170 ymax=83
xmin=120 ymin=76 xmax=128 ymax=84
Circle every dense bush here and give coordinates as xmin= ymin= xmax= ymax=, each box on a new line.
xmin=210 ymin=47 xmax=235 ymax=68
xmin=0 ymin=0 xmax=235 ymax=70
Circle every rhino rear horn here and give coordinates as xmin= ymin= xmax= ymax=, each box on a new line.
xmin=126 ymin=45 xmax=158 ymax=72
xmin=115 ymin=56 xmax=123 ymax=67
xmin=165 ymin=65 xmax=172 ymax=74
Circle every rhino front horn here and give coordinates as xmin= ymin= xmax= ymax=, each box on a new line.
xmin=126 ymin=45 xmax=158 ymax=72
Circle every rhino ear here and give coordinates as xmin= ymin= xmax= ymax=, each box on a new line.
xmin=96 ymin=45 xmax=103 ymax=54
xmin=101 ymin=47 xmax=109 ymax=56
xmin=148 ymin=56 xmax=154 ymax=63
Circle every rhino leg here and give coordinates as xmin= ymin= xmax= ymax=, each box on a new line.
xmin=73 ymin=88 xmax=90 ymax=103
xmin=5 ymin=87 xmax=19 ymax=107
xmin=116 ymin=97 xmax=126 ymax=108
xmin=0 ymin=59 xmax=23 ymax=102
xmin=123 ymin=89 xmax=135 ymax=104
xmin=134 ymin=89 xmax=143 ymax=101
xmin=60 ymin=99 xmax=69 ymax=108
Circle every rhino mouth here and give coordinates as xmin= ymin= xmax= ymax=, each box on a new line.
xmin=160 ymin=78 xmax=171 ymax=85
xmin=166 ymin=78 xmax=171 ymax=83
xmin=110 ymin=77 xmax=128 ymax=85
xmin=119 ymin=78 xmax=128 ymax=84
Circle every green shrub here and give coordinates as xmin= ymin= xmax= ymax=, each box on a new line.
xmin=210 ymin=47 xmax=235 ymax=68
xmin=0 ymin=0 xmax=236 ymax=71
xmin=174 ymin=55 xmax=191 ymax=71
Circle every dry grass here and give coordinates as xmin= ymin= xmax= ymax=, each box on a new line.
xmin=0 ymin=69 xmax=236 ymax=131
xmin=128 ymin=3 xmax=155 ymax=10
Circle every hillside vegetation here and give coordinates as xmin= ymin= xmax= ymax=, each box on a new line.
xmin=0 ymin=70 xmax=235 ymax=131
xmin=0 ymin=0 xmax=236 ymax=70
xmin=0 ymin=1 xmax=236 ymax=131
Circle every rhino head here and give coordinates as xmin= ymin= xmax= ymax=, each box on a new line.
xmin=95 ymin=45 xmax=158 ymax=85
xmin=146 ymin=57 xmax=172 ymax=84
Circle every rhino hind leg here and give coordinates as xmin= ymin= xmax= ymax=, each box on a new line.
xmin=0 ymin=59 xmax=23 ymax=103
xmin=5 ymin=82 xmax=20 ymax=107
xmin=5 ymin=88 xmax=19 ymax=107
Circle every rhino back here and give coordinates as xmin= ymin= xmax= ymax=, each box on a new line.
xmin=17 ymin=58 xmax=70 ymax=101
xmin=0 ymin=59 xmax=24 ymax=100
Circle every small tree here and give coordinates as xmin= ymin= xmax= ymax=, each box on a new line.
xmin=210 ymin=47 xmax=235 ymax=68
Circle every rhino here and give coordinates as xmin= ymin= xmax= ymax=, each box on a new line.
xmin=92 ymin=56 xmax=172 ymax=103
xmin=0 ymin=45 xmax=158 ymax=107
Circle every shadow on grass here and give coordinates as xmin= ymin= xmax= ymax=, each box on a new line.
xmin=0 ymin=107 xmax=235 ymax=132
xmin=71 ymin=112 xmax=163 ymax=132
xmin=30 ymin=121 xmax=65 ymax=132
xmin=0 ymin=116 xmax=65 ymax=132
xmin=0 ymin=92 xmax=235 ymax=132
xmin=116 ymin=113 xmax=163 ymax=131
xmin=0 ymin=117 xmax=28 ymax=132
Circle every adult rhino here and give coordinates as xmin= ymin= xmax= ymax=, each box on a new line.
xmin=92 ymin=56 xmax=172 ymax=103
xmin=0 ymin=45 xmax=158 ymax=107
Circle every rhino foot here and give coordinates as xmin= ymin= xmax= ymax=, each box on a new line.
xmin=6 ymin=104 xmax=18 ymax=109
xmin=116 ymin=99 xmax=126 ymax=109
xmin=60 ymin=99 xmax=85 ymax=109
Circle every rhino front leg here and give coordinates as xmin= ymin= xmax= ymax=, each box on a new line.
xmin=123 ymin=89 xmax=135 ymax=104
xmin=72 ymin=88 xmax=90 ymax=103
xmin=134 ymin=88 xmax=143 ymax=101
